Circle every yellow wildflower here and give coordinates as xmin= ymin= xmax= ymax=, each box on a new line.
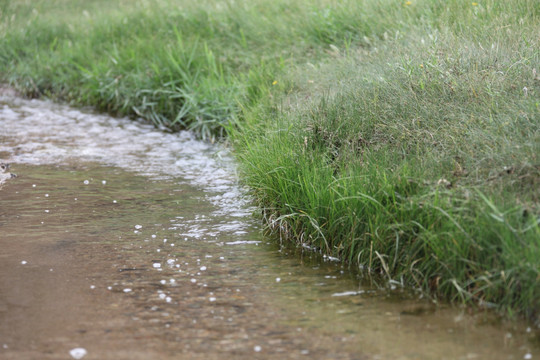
xmin=272 ymin=80 xmax=278 ymax=85
xmin=472 ymin=2 xmax=478 ymax=5
xmin=405 ymin=1 xmax=412 ymax=5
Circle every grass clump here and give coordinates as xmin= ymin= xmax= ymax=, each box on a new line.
xmin=232 ymin=4 xmax=539 ymax=319
xmin=1 ymin=0 xmax=299 ymax=138
xmin=1 ymin=0 xmax=539 ymax=320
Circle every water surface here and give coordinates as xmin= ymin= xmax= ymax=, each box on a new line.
xmin=0 ymin=89 xmax=537 ymax=359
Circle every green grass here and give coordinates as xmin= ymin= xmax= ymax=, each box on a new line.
xmin=234 ymin=15 xmax=539 ymax=319
xmin=1 ymin=0 xmax=539 ymax=321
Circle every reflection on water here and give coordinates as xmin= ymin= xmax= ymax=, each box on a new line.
xmin=0 ymin=91 xmax=538 ymax=359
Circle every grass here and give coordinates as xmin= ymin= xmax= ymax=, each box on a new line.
xmin=1 ymin=0 xmax=539 ymax=321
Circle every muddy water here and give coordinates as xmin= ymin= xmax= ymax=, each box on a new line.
xmin=0 ymin=90 xmax=538 ymax=359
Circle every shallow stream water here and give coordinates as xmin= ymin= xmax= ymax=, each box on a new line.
xmin=0 ymin=88 xmax=538 ymax=359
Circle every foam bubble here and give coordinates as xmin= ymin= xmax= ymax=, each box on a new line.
xmin=69 ymin=347 xmax=87 ymax=359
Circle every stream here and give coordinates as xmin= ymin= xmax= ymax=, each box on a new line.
xmin=0 ymin=88 xmax=538 ymax=359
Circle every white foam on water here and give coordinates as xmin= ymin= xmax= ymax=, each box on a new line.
xmin=331 ymin=291 xmax=364 ymax=297
xmin=69 ymin=347 xmax=87 ymax=359
xmin=0 ymin=94 xmax=256 ymax=231
xmin=225 ymin=241 xmax=261 ymax=245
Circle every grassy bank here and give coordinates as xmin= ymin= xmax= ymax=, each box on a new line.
xmin=1 ymin=0 xmax=539 ymax=320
